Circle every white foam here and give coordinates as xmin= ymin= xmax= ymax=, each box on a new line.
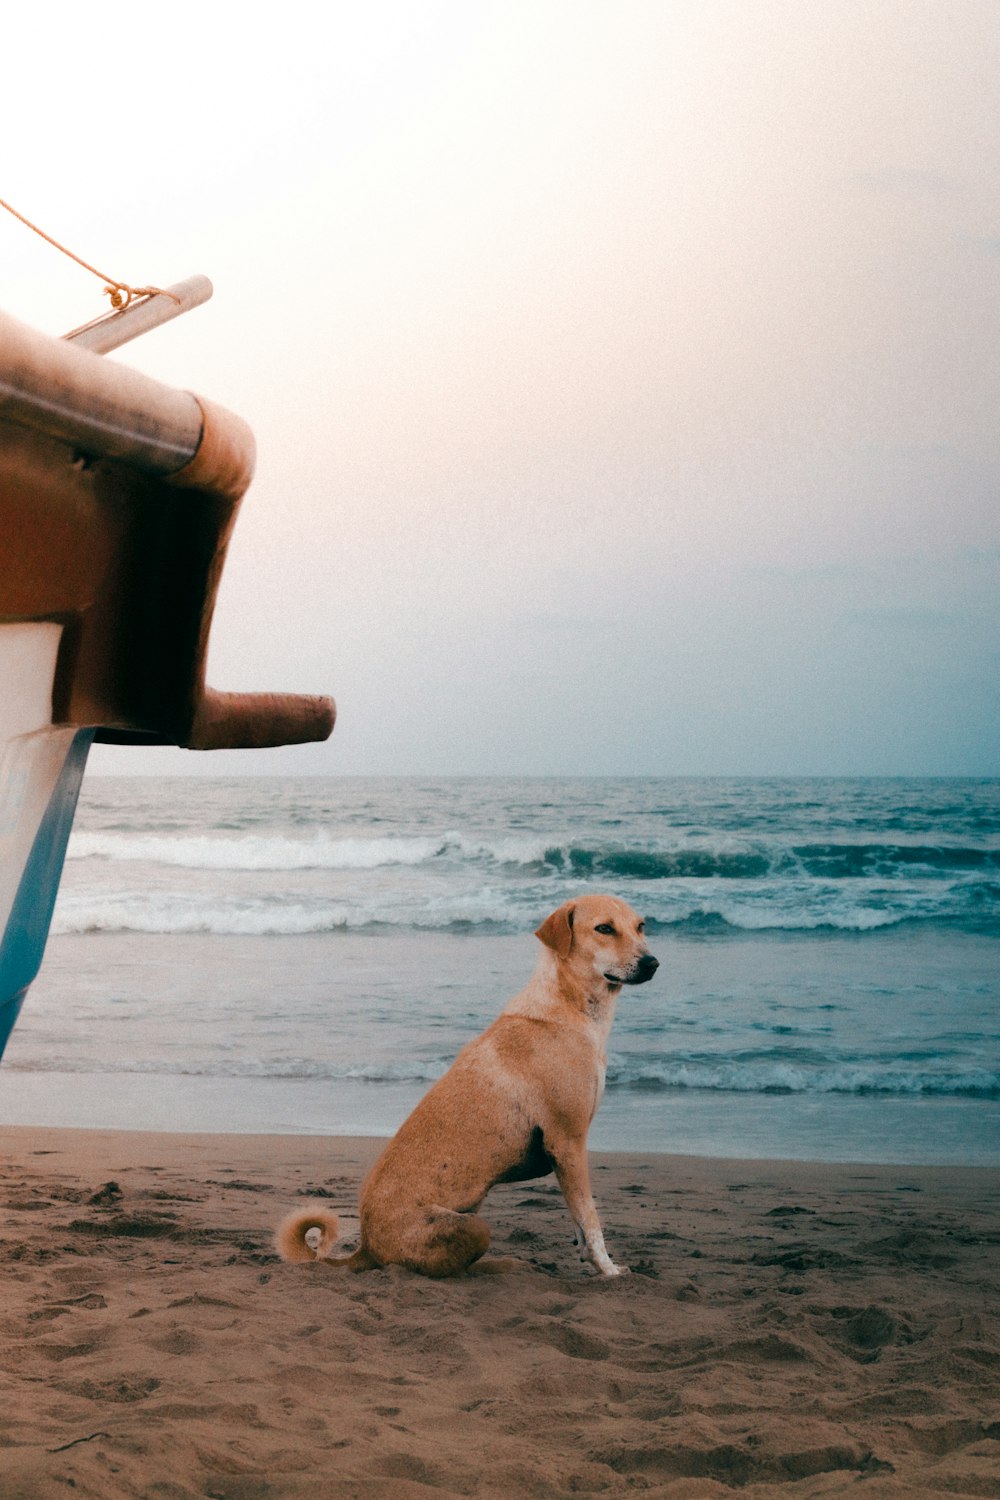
xmin=608 ymin=1053 xmax=1000 ymax=1098
xmin=67 ymin=831 xmax=451 ymax=871
xmin=51 ymin=898 xmax=354 ymax=936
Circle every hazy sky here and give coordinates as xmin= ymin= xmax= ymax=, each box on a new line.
xmin=4 ymin=2 xmax=998 ymax=775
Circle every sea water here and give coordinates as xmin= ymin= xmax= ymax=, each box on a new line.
xmin=1 ymin=776 xmax=997 ymax=1164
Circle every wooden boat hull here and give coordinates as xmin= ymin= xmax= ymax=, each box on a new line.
xmin=0 ymin=306 xmax=335 ymax=1059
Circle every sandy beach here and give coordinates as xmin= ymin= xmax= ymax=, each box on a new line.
xmin=0 ymin=1127 xmax=996 ymax=1498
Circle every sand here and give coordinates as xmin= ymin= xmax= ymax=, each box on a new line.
xmin=0 ymin=1127 xmax=997 ymax=1499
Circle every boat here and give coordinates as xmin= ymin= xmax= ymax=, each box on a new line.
xmin=0 ymin=278 xmax=336 ymax=1060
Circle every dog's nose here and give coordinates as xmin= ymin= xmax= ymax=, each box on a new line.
xmin=635 ymin=953 xmax=659 ymax=980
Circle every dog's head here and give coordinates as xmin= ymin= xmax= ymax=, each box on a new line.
xmin=535 ymin=894 xmax=658 ymax=991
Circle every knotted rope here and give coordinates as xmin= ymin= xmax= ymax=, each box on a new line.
xmin=0 ymin=196 xmax=177 ymax=309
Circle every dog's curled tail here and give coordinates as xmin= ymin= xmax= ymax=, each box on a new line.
xmin=275 ymin=1205 xmax=376 ymax=1270
xmin=275 ymin=1205 xmax=343 ymax=1263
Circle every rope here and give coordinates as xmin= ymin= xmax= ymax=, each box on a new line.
xmin=0 ymin=196 xmax=178 ymax=310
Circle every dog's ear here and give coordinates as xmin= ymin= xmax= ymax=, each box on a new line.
xmin=535 ymin=903 xmax=575 ymax=959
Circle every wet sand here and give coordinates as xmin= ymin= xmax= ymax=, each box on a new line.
xmin=1 ymin=1126 xmax=997 ymax=1497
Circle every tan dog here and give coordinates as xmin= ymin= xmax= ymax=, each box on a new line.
xmin=276 ymin=894 xmax=658 ymax=1278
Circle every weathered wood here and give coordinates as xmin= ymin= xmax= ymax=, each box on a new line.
xmin=0 ymin=309 xmax=203 ymax=474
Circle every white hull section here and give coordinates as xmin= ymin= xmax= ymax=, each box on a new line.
xmin=0 ymin=623 xmax=92 ymax=1057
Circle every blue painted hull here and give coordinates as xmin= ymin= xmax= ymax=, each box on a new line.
xmin=0 ymin=730 xmax=93 ymax=1060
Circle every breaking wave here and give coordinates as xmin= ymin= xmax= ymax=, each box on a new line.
xmin=8 ymin=1049 xmax=996 ymax=1100
xmin=50 ymin=885 xmax=1000 ymax=937
xmin=67 ymin=829 xmax=1000 ymax=882
xmin=606 ymin=1053 xmax=1000 ymax=1099
xmin=67 ymin=831 xmax=451 ymax=871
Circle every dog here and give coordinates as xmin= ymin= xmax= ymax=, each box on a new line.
xmin=276 ymin=894 xmax=658 ymax=1277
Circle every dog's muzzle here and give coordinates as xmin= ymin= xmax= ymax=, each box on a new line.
xmin=606 ymin=953 xmax=659 ymax=986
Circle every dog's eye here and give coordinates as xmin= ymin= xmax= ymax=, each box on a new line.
xmin=595 ymin=923 xmax=616 ymax=935
xmin=637 ymin=921 xmax=645 ymax=933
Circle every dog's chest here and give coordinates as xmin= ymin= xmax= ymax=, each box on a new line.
xmin=575 ymin=1031 xmax=608 ymax=1124
xmin=586 ymin=1014 xmax=614 ymax=1118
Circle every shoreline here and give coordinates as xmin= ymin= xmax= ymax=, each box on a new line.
xmin=3 ymin=1121 xmax=1000 ymax=1177
xmin=2 ymin=1067 xmax=997 ymax=1166
xmin=8 ymin=924 xmax=998 ymax=1166
xmin=2 ymin=1125 xmax=998 ymax=1497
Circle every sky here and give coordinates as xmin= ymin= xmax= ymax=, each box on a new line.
xmin=3 ymin=1 xmax=998 ymax=776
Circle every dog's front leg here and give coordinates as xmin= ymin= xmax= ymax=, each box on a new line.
xmin=551 ymin=1139 xmax=627 ymax=1277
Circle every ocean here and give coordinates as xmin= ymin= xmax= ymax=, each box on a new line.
xmin=1 ymin=776 xmax=997 ymax=1165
